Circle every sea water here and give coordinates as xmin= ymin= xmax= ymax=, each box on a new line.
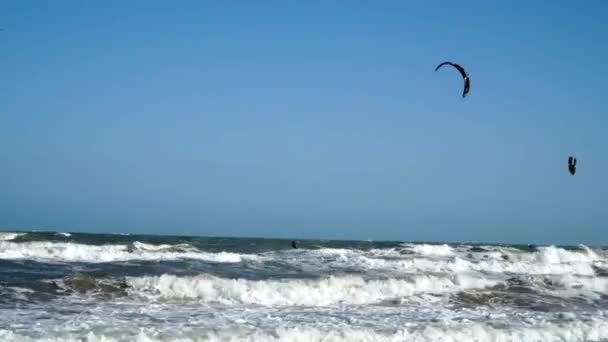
xmin=0 ymin=231 xmax=607 ymax=341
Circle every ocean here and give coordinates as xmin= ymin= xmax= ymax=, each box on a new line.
xmin=0 ymin=231 xmax=607 ymax=341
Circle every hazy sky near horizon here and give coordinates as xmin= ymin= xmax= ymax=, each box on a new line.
xmin=1 ymin=1 xmax=607 ymax=244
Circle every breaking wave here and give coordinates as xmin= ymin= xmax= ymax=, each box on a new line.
xmin=1 ymin=232 xmax=608 ymax=342
xmin=278 ymin=244 xmax=606 ymax=278
xmin=0 ymin=241 xmax=258 ymax=263
xmin=402 ymin=243 xmax=454 ymax=256
xmin=0 ymin=239 xmax=605 ymax=279
xmin=0 ymin=232 xmax=25 ymax=241
xmin=126 ymin=273 xmax=498 ymax=305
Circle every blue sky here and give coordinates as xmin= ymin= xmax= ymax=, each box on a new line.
xmin=1 ymin=1 xmax=607 ymax=244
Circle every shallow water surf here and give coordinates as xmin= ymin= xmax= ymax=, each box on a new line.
xmin=1 ymin=231 xmax=607 ymax=341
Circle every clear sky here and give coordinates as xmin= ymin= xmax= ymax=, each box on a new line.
xmin=1 ymin=1 xmax=607 ymax=244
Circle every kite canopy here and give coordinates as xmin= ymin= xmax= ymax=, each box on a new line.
xmin=435 ymin=61 xmax=470 ymax=98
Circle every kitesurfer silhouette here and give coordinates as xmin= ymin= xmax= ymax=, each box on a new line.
xmin=291 ymin=240 xmax=298 ymax=249
xmin=568 ymin=157 xmax=577 ymax=175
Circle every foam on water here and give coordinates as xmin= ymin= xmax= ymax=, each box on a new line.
xmin=0 ymin=241 xmax=258 ymax=263
xmin=1 ymin=239 xmax=604 ymax=278
xmin=1 ymin=233 xmax=608 ymax=342
xmin=402 ymin=243 xmax=455 ymax=256
xmin=539 ymin=274 xmax=608 ymax=300
xmin=278 ymin=245 xmax=603 ymax=277
xmin=126 ymin=273 xmax=499 ymax=305
xmin=2 ymin=318 xmax=608 ymax=342
xmin=177 ymin=320 xmax=608 ymax=342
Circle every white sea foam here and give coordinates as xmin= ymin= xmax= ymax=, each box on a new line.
xmin=0 ymin=239 xmax=603 ymax=282
xmin=2 ymin=318 xmax=608 ymax=342
xmin=533 ymin=245 xmax=599 ymax=264
xmin=126 ymin=273 xmax=498 ymax=305
xmin=191 ymin=320 xmax=608 ymax=342
xmin=402 ymin=243 xmax=455 ymax=256
xmin=0 ymin=241 xmax=258 ymax=263
xmin=2 ymin=236 xmax=608 ymax=342
xmin=0 ymin=239 xmax=604 ymax=281
xmin=278 ymin=245 xmax=603 ymax=278
xmin=535 ymin=274 xmax=608 ymax=300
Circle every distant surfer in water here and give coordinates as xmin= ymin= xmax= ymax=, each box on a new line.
xmin=568 ymin=157 xmax=577 ymax=176
xmin=291 ymin=240 xmax=298 ymax=249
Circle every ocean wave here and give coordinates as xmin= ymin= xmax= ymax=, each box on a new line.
xmin=0 ymin=241 xmax=259 ymax=263
xmin=536 ymin=274 xmax=608 ymax=300
xmin=126 ymin=273 xmax=498 ymax=305
xmin=0 ymin=232 xmax=26 ymax=241
xmin=283 ymin=244 xmax=606 ymax=277
xmin=401 ymin=243 xmax=455 ymax=256
xmin=533 ymin=245 xmax=600 ymax=264
xmin=0 ymin=238 xmax=603 ymax=280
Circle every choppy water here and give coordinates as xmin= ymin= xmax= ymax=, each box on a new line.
xmin=1 ymin=231 xmax=608 ymax=341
